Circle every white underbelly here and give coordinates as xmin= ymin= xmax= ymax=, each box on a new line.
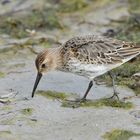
xmin=66 ymin=52 xmax=140 ymax=79
xmin=67 ymin=59 xmax=122 ymax=79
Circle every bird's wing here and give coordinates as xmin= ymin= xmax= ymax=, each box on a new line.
xmin=62 ymin=35 xmax=140 ymax=65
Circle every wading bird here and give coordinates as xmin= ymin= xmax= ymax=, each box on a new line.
xmin=31 ymin=35 xmax=140 ymax=101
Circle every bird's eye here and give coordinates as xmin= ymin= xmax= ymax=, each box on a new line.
xmin=42 ymin=64 xmax=46 ymax=68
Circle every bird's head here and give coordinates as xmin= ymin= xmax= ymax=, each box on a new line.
xmin=31 ymin=48 xmax=62 ymax=97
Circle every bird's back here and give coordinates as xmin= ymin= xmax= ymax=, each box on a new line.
xmin=60 ymin=35 xmax=140 ymax=79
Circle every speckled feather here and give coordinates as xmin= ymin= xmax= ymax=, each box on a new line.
xmin=62 ymin=35 xmax=139 ymax=64
xmin=60 ymin=35 xmax=140 ymax=78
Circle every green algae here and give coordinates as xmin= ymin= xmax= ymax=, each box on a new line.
xmin=115 ymin=14 xmax=140 ymax=43
xmin=97 ymin=57 xmax=140 ymax=96
xmin=37 ymin=90 xmax=133 ymax=109
xmin=1 ymin=106 xmax=12 ymax=111
xmin=128 ymin=0 xmax=140 ymax=14
xmin=0 ymin=118 xmax=16 ymax=125
xmin=37 ymin=90 xmax=68 ymax=100
xmin=0 ymin=72 xmax=5 ymax=78
xmin=61 ymin=101 xmax=81 ymax=108
xmin=58 ymin=0 xmax=88 ymax=13
xmin=42 ymin=41 xmax=52 ymax=48
xmin=116 ymin=25 xmax=140 ymax=43
xmin=24 ymin=8 xmax=63 ymax=29
xmin=81 ymin=99 xmax=133 ymax=109
xmin=0 ymin=131 xmax=11 ymax=135
xmin=0 ymin=130 xmax=20 ymax=139
xmin=100 ymin=74 xmax=140 ymax=96
xmin=20 ymin=108 xmax=33 ymax=116
xmin=0 ymin=8 xmax=62 ymax=38
xmin=62 ymin=98 xmax=133 ymax=109
xmin=0 ymin=17 xmax=27 ymax=38
xmin=113 ymin=59 xmax=140 ymax=95
xmin=117 ymin=77 xmax=140 ymax=95
xmin=114 ymin=60 xmax=140 ymax=77
xmin=134 ymin=87 xmax=140 ymax=95
xmin=103 ymin=129 xmax=140 ymax=140
xmin=134 ymin=122 xmax=140 ymax=126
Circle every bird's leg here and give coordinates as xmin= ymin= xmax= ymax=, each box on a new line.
xmin=81 ymin=81 xmax=93 ymax=101
xmin=65 ymin=81 xmax=93 ymax=104
xmin=108 ymin=71 xmax=119 ymax=100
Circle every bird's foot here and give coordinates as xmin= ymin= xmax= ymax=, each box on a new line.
xmin=79 ymin=97 xmax=87 ymax=103
xmin=65 ymin=97 xmax=87 ymax=103
xmin=63 ymin=97 xmax=87 ymax=108
xmin=108 ymin=91 xmax=119 ymax=100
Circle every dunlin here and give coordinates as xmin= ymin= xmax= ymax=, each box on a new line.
xmin=31 ymin=35 xmax=140 ymax=100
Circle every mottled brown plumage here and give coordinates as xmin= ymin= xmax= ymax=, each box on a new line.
xmin=32 ymin=35 xmax=140 ymax=99
xmin=61 ymin=35 xmax=139 ymax=65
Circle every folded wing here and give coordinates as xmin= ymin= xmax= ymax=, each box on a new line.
xmin=62 ymin=35 xmax=140 ymax=65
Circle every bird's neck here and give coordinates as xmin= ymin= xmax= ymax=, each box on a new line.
xmin=47 ymin=47 xmax=63 ymax=70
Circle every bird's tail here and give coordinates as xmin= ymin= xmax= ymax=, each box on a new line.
xmin=118 ymin=43 xmax=140 ymax=58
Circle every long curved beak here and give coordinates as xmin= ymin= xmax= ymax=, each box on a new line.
xmin=32 ymin=72 xmax=42 ymax=98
